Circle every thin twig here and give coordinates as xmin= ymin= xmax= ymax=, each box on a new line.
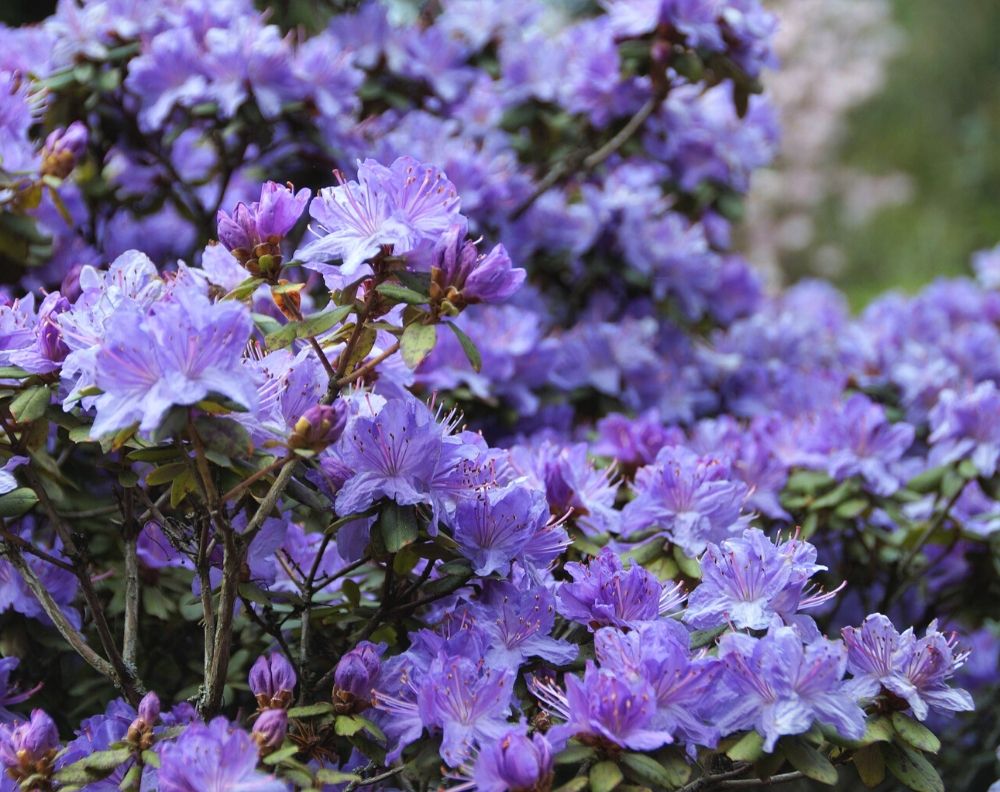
xmin=3 ymin=541 xmax=118 ymax=682
xmin=122 ymin=488 xmax=140 ymax=671
xmin=333 ymin=341 xmax=400 ymax=390
xmin=719 ymin=771 xmax=806 ymax=789
xmin=345 ymin=766 xmax=405 ymax=790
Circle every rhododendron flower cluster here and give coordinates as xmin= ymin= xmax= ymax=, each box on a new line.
xmin=0 ymin=1 xmax=992 ymax=791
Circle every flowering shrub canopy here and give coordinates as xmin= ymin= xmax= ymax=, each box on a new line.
xmin=0 ymin=1 xmax=994 ymax=791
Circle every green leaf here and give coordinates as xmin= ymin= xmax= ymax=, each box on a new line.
xmin=265 ymin=306 xmax=352 ymax=351
xmin=672 ymin=545 xmax=701 ymax=579
xmin=555 ymin=744 xmax=595 ymax=765
xmin=809 ymin=479 xmax=856 ymax=511
xmin=781 ymin=738 xmax=838 ymax=786
xmin=835 ymin=497 xmax=869 ymax=519
xmin=145 ymin=462 xmax=189 ymax=487
xmin=10 ymin=385 xmax=51 ymax=423
xmin=262 ymin=744 xmax=301 ymax=765
xmin=334 ymin=715 xmax=366 ymax=736
xmin=553 ymin=780 xmax=589 ymax=792
xmin=0 ymin=487 xmax=38 ymax=518
xmin=726 ymin=731 xmax=765 ymax=762
xmin=883 ymin=742 xmax=944 ymax=792
xmin=287 ymin=702 xmax=334 ymax=719
xmin=853 ymin=744 xmax=886 ymax=788
xmin=589 ymin=761 xmax=623 ymax=792
xmin=906 ymin=466 xmax=947 ymax=494
xmin=620 ymin=753 xmax=680 ymax=788
xmin=54 ymin=748 xmax=132 ymax=785
xmin=315 ymin=769 xmax=362 ymax=784
xmin=376 ymin=282 xmax=430 ymax=305
xmin=689 ymin=625 xmax=727 ymax=650
xmin=890 ymin=713 xmax=941 ymax=754
xmin=194 ymin=416 xmax=253 ymax=460
xmin=400 ymin=323 xmax=437 ymax=369
xmin=445 ymin=322 xmax=482 ymax=372
xmin=0 ymin=366 xmax=30 ymax=379
xmin=378 ymin=502 xmax=418 ymax=553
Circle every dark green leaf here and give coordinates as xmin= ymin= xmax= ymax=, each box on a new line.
xmin=0 ymin=366 xmax=30 ymax=379
xmin=315 ymin=769 xmax=361 ymax=784
xmin=10 ymin=385 xmax=51 ymax=423
xmin=400 ymin=323 xmax=437 ymax=369
xmin=620 ymin=752 xmax=680 ymax=788
xmin=334 ymin=715 xmax=366 ymax=736
xmin=287 ymin=702 xmax=334 ymax=719
xmin=883 ymin=742 xmax=944 ymax=792
xmin=781 ymin=738 xmax=838 ymax=786
xmin=145 ymin=462 xmax=189 ymax=487
xmin=589 ymin=761 xmax=623 ymax=792
xmin=853 ymin=744 xmax=885 ymax=788
xmin=726 ymin=731 xmax=765 ymax=762
xmin=194 ymin=416 xmax=253 ymax=459
xmin=378 ymin=502 xmax=418 ymax=553
xmin=890 ymin=713 xmax=940 ymax=754
xmin=265 ymin=306 xmax=352 ymax=351
xmin=555 ymin=744 xmax=595 ymax=765
xmin=0 ymin=487 xmax=37 ymax=518
xmin=445 ymin=321 xmax=482 ymax=372
xmin=376 ymin=282 xmax=429 ymax=305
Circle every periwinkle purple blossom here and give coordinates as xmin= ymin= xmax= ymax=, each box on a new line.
xmin=718 ymin=627 xmax=866 ymax=752
xmin=333 ymin=641 xmax=384 ymax=714
xmin=0 ymin=709 xmax=59 ymax=783
xmin=251 ymin=708 xmax=288 ymax=753
xmin=157 ymin=717 xmax=289 ymax=792
xmin=423 ymin=224 xmax=525 ymax=307
xmin=299 ymin=156 xmax=463 ymax=275
xmin=40 ymin=121 xmax=87 ymax=178
xmin=842 ymin=614 xmax=974 ymax=721
xmin=471 ymin=727 xmax=554 ymax=792
xmin=928 ymin=382 xmax=1000 ymax=477
xmin=556 ymin=547 xmax=681 ymax=631
xmin=217 ymin=181 xmax=310 ymax=279
xmin=289 ymin=401 xmax=348 ymax=451
xmin=249 ymin=652 xmax=297 ymax=710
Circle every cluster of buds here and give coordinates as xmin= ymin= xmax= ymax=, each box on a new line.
xmin=217 ymin=182 xmax=310 ymax=283
xmin=289 ymin=401 xmax=348 ymax=453
xmin=425 ymin=225 xmax=524 ymax=314
xmin=0 ymin=709 xmax=59 ymax=788
xmin=40 ymin=122 xmax=87 ymax=180
xmin=249 ymin=652 xmax=297 ymax=711
xmin=125 ymin=692 xmax=160 ymax=751
xmin=331 ymin=641 xmax=384 ymax=714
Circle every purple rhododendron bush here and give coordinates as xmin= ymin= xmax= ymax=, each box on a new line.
xmin=0 ymin=1 xmax=996 ymax=791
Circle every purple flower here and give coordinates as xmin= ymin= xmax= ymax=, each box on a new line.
xmin=929 ymin=382 xmax=1000 ymax=476
xmin=0 ymin=456 xmax=27 ymax=496
xmin=251 ymin=709 xmax=288 ymax=752
xmin=684 ymin=529 xmax=837 ymax=639
xmin=421 ymin=224 xmax=525 ymax=305
xmin=334 ymin=395 xmax=443 ymax=516
xmin=473 ymin=582 xmax=578 ymax=669
xmin=299 ymin=156 xmax=463 ymax=275
xmin=157 ymin=717 xmax=289 ymax=792
xmin=531 ymin=663 xmax=674 ymax=752
xmin=842 ymin=615 xmax=974 ymax=721
xmin=1 ymin=292 xmax=71 ymax=374
xmin=289 ymin=401 xmax=348 ymax=451
xmin=595 ymin=621 xmax=723 ymax=746
xmin=217 ymin=181 xmax=310 ymax=278
xmin=40 ymin=121 xmax=87 ymax=178
xmin=333 ymin=641 xmax=385 ymax=713
xmin=471 ymin=727 xmax=554 ymax=792
xmin=718 ymin=627 xmax=866 ymax=752
xmin=249 ymin=652 xmax=297 ymax=710
xmin=509 ymin=441 xmax=621 ymax=536
xmin=91 ymin=288 xmax=256 ymax=438
xmin=452 ymin=483 xmax=560 ymax=578
xmin=556 ymin=547 xmax=683 ymax=631
xmin=417 ymin=654 xmax=515 ymax=766
xmin=622 ymin=445 xmax=751 ymax=557
xmin=0 ymin=709 xmax=59 ymax=782
xmin=136 ymin=692 xmax=161 ymax=729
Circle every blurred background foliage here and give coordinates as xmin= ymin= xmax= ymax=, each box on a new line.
xmin=2 ymin=0 xmax=998 ymax=308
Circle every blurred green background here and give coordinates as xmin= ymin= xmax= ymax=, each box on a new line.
xmin=772 ymin=0 xmax=1000 ymax=306
xmin=3 ymin=0 xmax=999 ymax=307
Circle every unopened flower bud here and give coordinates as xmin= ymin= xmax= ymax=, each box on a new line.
xmin=0 ymin=709 xmax=59 ymax=782
xmin=332 ymin=641 xmax=384 ymax=714
xmin=127 ymin=691 xmax=160 ymax=749
xmin=41 ymin=122 xmax=88 ymax=179
xmin=289 ymin=402 xmax=348 ymax=452
xmin=249 ymin=652 xmax=296 ymax=710
xmin=251 ymin=708 xmax=287 ymax=753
